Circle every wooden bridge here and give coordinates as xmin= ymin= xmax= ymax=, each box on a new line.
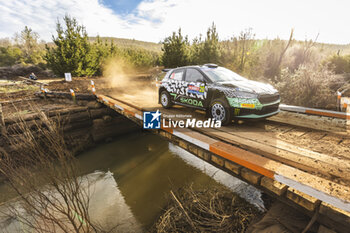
xmin=92 ymin=86 xmax=350 ymax=232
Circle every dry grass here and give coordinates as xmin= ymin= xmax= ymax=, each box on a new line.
xmin=154 ymin=186 xmax=261 ymax=233
xmin=0 ymin=107 xmax=100 ymax=232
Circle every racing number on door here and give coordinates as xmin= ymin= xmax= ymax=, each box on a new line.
xmin=184 ymin=68 xmax=207 ymax=108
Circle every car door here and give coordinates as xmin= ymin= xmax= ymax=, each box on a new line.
xmin=183 ymin=68 xmax=207 ymax=108
xmin=167 ymin=69 xmax=186 ymax=102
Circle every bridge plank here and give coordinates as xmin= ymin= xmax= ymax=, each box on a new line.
xmin=195 ymin=127 xmax=350 ymax=182
xmin=96 ymin=93 xmax=350 ymax=213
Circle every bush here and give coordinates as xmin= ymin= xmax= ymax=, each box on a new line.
xmin=0 ymin=46 xmax=22 ymax=66
xmin=275 ymin=65 xmax=342 ymax=109
xmin=326 ymin=54 xmax=350 ymax=74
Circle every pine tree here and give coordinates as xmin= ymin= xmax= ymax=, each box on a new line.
xmin=45 ymin=16 xmax=98 ymax=77
xmin=161 ymin=28 xmax=190 ymax=68
xmin=199 ymin=23 xmax=221 ymax=64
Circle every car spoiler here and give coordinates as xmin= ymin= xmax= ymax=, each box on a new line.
xmin=162 ymin=68 xmax=172 ymax=72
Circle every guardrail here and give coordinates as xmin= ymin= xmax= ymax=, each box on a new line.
xmin=280 ymin=104 xmax=350 ymax=119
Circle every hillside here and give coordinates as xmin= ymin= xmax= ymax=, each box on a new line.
xmin=89 ymin=37 xmax=162 ymax=52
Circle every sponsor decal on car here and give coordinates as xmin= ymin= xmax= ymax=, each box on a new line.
xmin=227 ymin=97 xmax=261 ymax=109
xmin=188 ymin=85 xmax=205 ymax=95
xmin=240 ymin=103 xmax=255 ymax=108
xmin=180 ymin=97 xmax=204 ymax=107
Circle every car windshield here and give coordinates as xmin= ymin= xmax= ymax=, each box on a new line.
xmin=201 ymin=67 xmax=247 ymax=82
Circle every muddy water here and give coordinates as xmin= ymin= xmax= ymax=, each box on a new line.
xmin=76 ymin=131 xmax=264 ymax=230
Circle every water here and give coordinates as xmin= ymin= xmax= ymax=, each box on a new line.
xmin=0 ymin=131 xmax=264 ymax=232
xmin=76 ymin=131 xmax=264 ymax=229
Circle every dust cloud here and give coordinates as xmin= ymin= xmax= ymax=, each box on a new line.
xmin=102 ymin=58 xmax=160 ymax=108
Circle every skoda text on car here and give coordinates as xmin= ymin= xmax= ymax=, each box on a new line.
xmin=158 ymin=64 xmax=280 ymax=125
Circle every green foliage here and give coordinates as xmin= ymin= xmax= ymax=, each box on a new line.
xmin=90 ymin=37 xmax=162 ymax=52
xmin=45 ymin=16 xmax=112 ymax=77
xmin=161 ymin=28 xmax=191 ymax=68
xmin=45 ymin=16 xmax=159 ymax=76
xmin=326 ymin=54 xmax=350 ymax=74
xmin=0 ymin=27 xmax=45 ymax=66
xmin=14 ymin=26 xmax=45 ymax=65
xmin=118 ymin=47 xmax=160 ymax=69
xmin=0 ymin=46 xmax=22 ymax=66
xmin=191 ymin=23 xmax=221 ymax=65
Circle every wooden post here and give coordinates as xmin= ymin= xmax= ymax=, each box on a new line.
xmin=41 ymin=86 xmax=47 ymax=100
xmin=0 ymin=103 xmax=6 ymax=134
xmin=70 ymin=89 xmax=76 ymax=104
xmin=337 ymin=91 xmax=342 ymax=111
xmin=347 ymin=99 xmax=350 ymax=134
xmin=90 ymin=80 xmax=96 ymax=95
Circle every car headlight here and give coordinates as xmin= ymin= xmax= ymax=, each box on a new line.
xmin=234 ymin=91 xmax=257 ymax=98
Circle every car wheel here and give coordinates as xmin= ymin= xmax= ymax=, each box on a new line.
xmin=160 ymin=91 xmax=172 ymax=109
xmin=209 ymin=98 xmax=232 ymax=125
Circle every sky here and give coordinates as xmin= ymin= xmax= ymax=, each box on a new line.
xmin=0 ymin=0 xmax=349 ymax=44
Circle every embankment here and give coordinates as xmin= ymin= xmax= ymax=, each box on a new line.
xmin=0 ymin=94 xmax=139 ymax=155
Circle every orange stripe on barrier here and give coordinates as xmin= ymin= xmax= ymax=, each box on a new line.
xmin=124 ymin=109 xmax=136 ymax=117
xmin=209 ymin=141 xmax=275 ymax=179
xmin=305 ymin=109 xmax=347 ymax=119
xmin=162 ymin=127 xmax=173 ymax=134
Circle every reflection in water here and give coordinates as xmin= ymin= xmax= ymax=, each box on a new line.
xmin=86 ymin=171 xmax=142 ymax=232
xmin=77 ymin=131 xmax=264 ymax=229
xmin=0 ymin=171 xmax=142 ymax=233
xmin=169 ymin=144 xmax=264 ymax=210
xmin=0 ymin=131 xmax=264 ymax=231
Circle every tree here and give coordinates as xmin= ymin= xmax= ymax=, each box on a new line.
xmin=190 ymin=23 xmax=221 ymax=65
xmin=237 ymin=28 xmax=255 ymax=72
xmin=199 ymin=23 xmax=221 ymax=64
xmin=45 ymin=16 xmax=99 ymax=77
xmin=14 ymin=26 xmax=43 ymax=64
xmin=161 ymin=28 xmax=190 ymax=68
xmin=264 ymin=29 xmax=294 ymax=80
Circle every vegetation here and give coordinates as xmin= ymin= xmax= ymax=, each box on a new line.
xmin=154 ymin=186 xmax=260 ymax=233
xmin=45 ymin=16 xmax=101 ymax=77
xmin=160 ymin=25 xmax=350 ymax=109
xmin=0 ymin=26 xmax=45 ymax=67
xmin=0 ymin=111 xmax=98 ymax=232
xmin=326 ymin=54 xmax=350 ymax=74
xmin=161 ymin=28 xmax=191 ymax=68
xmin=1 ymin=16 xmax=350 ymax=108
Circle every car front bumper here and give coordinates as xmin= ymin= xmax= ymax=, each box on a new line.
xmin=226 ymin=96 xmax=280 ymax=119
xmin=234 ymin=109 xmax=280 ymax=119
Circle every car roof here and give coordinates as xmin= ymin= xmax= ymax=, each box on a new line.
xmin=170 ymin=64 xmax=219 ymax=71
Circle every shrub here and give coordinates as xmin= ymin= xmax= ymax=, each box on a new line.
xmin=0 ymin=46 xmax=22 ymax=66
xmin=275 ymin=65 xmax=342 ymax=109
xmin=326 ymin=54 xmax=350 ymax=74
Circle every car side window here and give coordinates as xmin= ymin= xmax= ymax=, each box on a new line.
xmin=170 ymin=69 xmax=184 ymax=81
xmin=185 ymin=68 xmax=204 ymax=83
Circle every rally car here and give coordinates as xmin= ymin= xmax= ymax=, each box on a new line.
xmin=158 ymin=64 xmax=280 ymax=125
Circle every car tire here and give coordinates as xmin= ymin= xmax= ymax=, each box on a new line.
xmin=209 ymin=98 xmax=232 ymax=125
xmin=160 ymin=90 xmax=173 ymax=109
